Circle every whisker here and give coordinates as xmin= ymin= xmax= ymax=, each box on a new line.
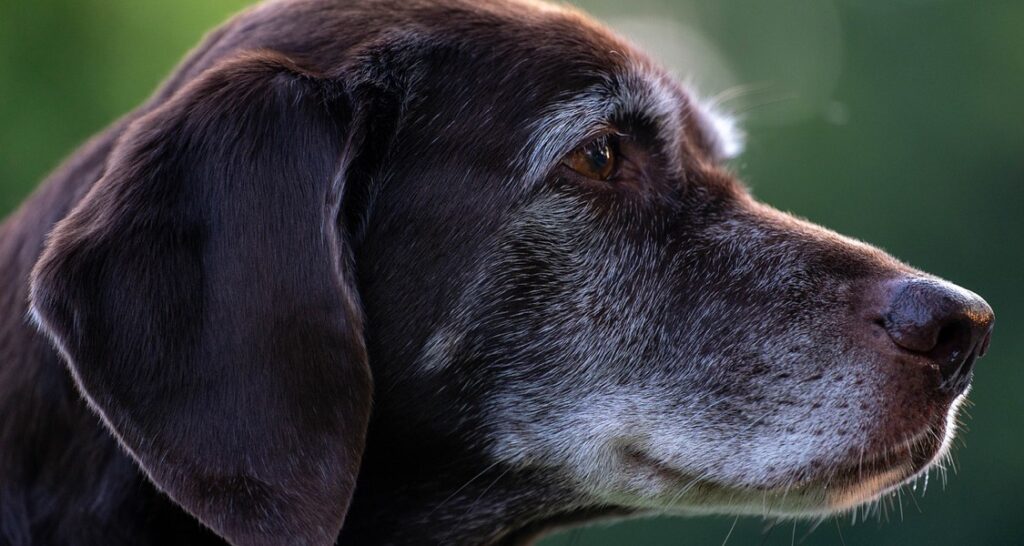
xmin=758 ymin=519 xmax=779 ymax=545
xmin=798 ymin=515 xmax=826 ymax=544
xmin=720 ymin=516 xmax=740 ymax=546
xmin=709 ymin=81 xmax=776 ymax=107
xmin=428 ymin=459 xmax=503 ymax=516
xmin=729 ymin=94 xmax=802 ymax=116
xmin=834 ymin=518 xmax=848 ymax=546
xmin=896 ymin=487 xmax=905 ymax=521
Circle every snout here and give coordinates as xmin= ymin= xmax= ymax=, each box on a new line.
xmin=876 ymin=278 xmax=994 ymax=395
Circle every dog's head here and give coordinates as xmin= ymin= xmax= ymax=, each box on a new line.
xmin=29 ymin=0 xmax=993 ymax=544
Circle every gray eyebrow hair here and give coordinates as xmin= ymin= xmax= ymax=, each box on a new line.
xmin=517 ymin=66 xmax=686 ymax=185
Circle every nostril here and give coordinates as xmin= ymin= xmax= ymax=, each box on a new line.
xmin=931 ymin=318 xmax=971 ymax=371
xmin=880 ymin=278 xmax=994 ymax=395
xmin=978 ymin=330 xmax=993 ymax=358
xmin=934 ymin=319 xmax=969 ymax=357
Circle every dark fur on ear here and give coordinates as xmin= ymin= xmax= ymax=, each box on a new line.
xmin=29 ymin=51 xmax=372 ymax=546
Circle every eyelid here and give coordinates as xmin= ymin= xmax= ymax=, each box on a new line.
xmin=571 ymin=125 xmax=623 ymax=148
xmin=571 ymin=128 xmax=624 ymax=156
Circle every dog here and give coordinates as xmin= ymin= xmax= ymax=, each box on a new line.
xmin=0 ymin=0 xmax=995 ymax=544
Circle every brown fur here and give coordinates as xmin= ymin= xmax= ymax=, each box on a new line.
xmin=0 ymin=1 xmax=992 ymax=545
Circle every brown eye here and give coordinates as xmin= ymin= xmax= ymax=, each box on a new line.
xmin=563 ymin=135 xmax=618 ymax=181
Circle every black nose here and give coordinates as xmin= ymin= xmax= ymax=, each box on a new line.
xmin=883 ymin=278 xmax=994 ymax=394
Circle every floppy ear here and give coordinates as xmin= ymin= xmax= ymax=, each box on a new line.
xmin=29 ymin=51 xmax=372 ymax=546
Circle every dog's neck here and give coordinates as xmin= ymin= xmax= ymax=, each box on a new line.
xmin=339 ymin=419 xmax=628 ymax=546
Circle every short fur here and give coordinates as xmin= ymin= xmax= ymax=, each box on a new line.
xmin=0 ymin=0 xmax=993 ymax=545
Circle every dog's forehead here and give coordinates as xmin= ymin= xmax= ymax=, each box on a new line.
xmin=363 ymin=0 xmax=742 ymax=180
xmin=439 ymin=1 xmax=745 ymax=179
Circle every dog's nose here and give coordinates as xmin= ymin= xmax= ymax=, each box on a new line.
xmin=883 ymin=278 xmax=994 ymax=394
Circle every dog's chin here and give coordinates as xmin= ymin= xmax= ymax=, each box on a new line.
xmin=610 ymin=394 xmax=966 ymax=519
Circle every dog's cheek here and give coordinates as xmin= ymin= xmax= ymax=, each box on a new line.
xmin=438 ymin=193 xmax=678 ymax=474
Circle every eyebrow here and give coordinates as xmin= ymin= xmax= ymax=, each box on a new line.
xmin=517 ymin=65 xmax=686 ymax=185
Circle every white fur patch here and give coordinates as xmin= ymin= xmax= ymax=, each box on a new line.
xmin=690 ymin=93 xmax=745 ymax=160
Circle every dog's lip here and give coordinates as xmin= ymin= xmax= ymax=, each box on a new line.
xmin=621 ymin=446 xmax=699 ymax=485
xmin=823 ymin=431 xmax=939 ymax=490
xmin=622 ymin=426 xmax=942 ymax=498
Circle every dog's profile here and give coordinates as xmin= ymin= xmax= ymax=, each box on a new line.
xmin=0 ymin=0 xmax=995 ymax=544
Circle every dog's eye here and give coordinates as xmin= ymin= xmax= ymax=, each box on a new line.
xmin=563 ymin=135 xmax=618 ymax=181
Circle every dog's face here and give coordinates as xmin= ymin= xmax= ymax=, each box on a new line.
xmin=28 ymin=0 xmax=994 ymax=543
xmin=356 ymin=2 xmax=992 ymax=518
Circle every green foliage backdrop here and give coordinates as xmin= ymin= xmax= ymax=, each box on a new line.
xmin=1 ymin=1 xmax=1021 ymax=544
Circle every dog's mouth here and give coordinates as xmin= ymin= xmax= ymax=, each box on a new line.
xmin=618 ymin=407 xmax=957 ymax=517
xmin=815 ymin=426 xmax=943 ymax=510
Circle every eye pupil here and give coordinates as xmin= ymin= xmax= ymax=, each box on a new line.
xmin=586 ymin=141 xmax=610 ymax=170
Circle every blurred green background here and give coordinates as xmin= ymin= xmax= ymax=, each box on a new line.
xmin=1 ymin=0 xmax=1021 ymax=544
